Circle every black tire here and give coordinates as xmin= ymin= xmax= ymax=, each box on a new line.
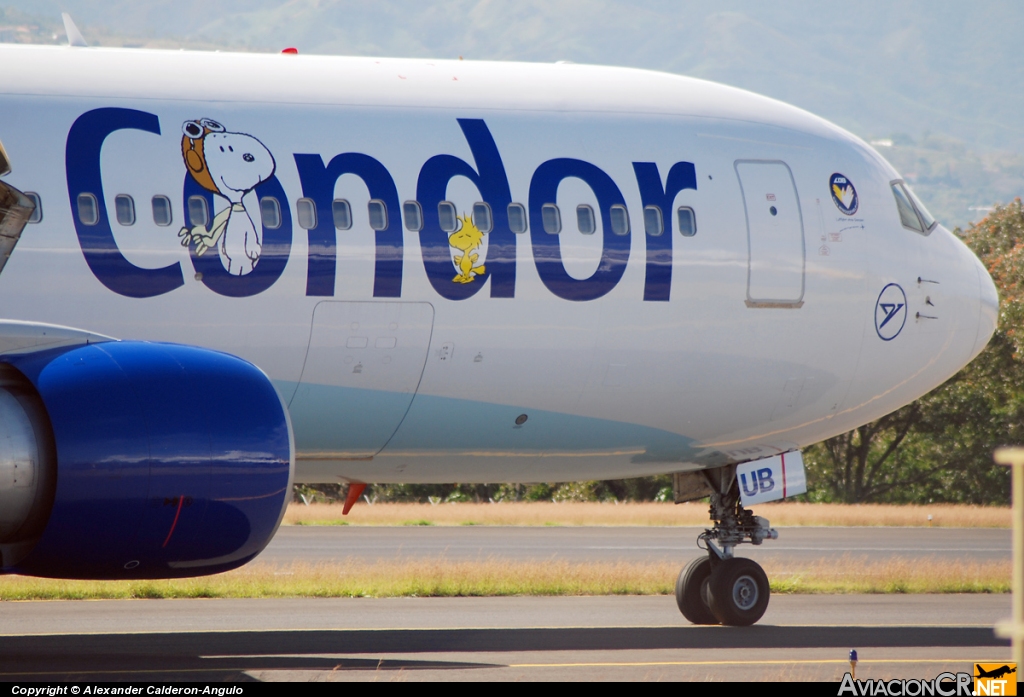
xmin=707 ymin=557 xmax=770 ymax=626
xmin=675 ymin=556 xmax=718 ymax=625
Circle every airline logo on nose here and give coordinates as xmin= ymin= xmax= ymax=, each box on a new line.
xmin=875 ymin=283 xmax=908 ymax=341
xmin=830 ymin=172 xmax=859 ymax=215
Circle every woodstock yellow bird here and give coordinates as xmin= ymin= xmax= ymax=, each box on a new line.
xmin=448 ymin=214 xmax=486 ymax=283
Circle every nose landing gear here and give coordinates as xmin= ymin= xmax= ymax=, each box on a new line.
xmin=674 ymin=466 xmax=777 ymax=626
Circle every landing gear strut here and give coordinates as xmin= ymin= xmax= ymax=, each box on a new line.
xmin=674 ymin=466 xmax=777 ymax=626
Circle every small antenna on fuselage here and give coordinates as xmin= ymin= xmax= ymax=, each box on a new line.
xmin=62 ymin=13 xmax=88 ymax=47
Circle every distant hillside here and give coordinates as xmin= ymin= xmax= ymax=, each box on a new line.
xmin=2 ymin=0 xmax=1022 ymax=228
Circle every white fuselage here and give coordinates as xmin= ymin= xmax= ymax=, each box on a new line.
xmin=0 ymin=45 xmax=997 ymax=483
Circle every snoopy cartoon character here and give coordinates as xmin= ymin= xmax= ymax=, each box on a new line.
xmin=178 ymin=118 xmax=276 ymax=276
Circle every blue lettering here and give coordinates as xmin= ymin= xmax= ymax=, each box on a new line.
xmin=757 ymin=467 xmax=775 ymax=493
xmin=182 ymin=176 xmax=292 ymax=297
xmin=632 ymin=162 xmax=697 ymax=302
xmin=529 ymin=159 xmax=630 ymax=301
xmin=65 ymin=108 xmax=184 ymax=298
xmin=293 ymin=152 xmax=403 ymax=298
xmin=740 ymin=473 xmax=759 ymax=498
xmin=416 ymin=119 xmax=515 ymax=300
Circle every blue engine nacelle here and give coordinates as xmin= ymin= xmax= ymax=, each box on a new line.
xmin=0 ymin=341 xmax=294 ymax=579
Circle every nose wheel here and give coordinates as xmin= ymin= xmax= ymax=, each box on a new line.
xmin=674 ymin=465 xmax=777 ymax=626
xmin=707 ymin=557 xmax=770 ymax=626
xmin=677 ymin=555 xmax=771 ymax=626
xmin=675 ymin=556 xmax=717 ymax=624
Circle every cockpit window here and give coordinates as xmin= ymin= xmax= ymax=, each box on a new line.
xmin=891 ymin=181 xmax=938 ymax=235
xmin=891 ymin=181 xmax=925 ymax=234
xmin=902 ymin=183 xmax=936 ymax=231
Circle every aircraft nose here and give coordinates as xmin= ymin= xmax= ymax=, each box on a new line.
xmin=972 ymin=255 xmax=999 ymax=361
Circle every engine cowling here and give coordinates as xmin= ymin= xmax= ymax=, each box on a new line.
xmin=0 ymin=341 xmax=294 ymax=579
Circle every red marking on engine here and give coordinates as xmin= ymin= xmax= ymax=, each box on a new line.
xmin=343 ymin=483 xmax=367 ymax=515
xmin=162 ymin=495 xmax=185 ymax=548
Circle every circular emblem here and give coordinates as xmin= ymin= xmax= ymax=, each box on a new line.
xmin=830 ymin=173 xmax=858 ymax=215
xmin=875 ymin=283 xmax=907 ymax=341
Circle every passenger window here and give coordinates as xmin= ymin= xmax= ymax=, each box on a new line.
xmin=77 ymin=193 xmax=99 ymax=226
xmin=576 ymin=204 xmax=596 ymax=234
xmin=438 ymin=201 xmax=458 ymax=232
xmin=403 ymin=201 xmax=423 ymax=231
xmin=903 ymin=183 xmax=937 ymax=231
xmin=260 ymin=197 xmax=282 ymax=229
xmin=643 ymin=205 xmax=664 ymax=236
xmin=188 ymin=196 xmax=209 ymax=227
xmin=332 ymin=199 xmax=352 ymax=230
xmin=25 ymin=192 xmax=41 ymax=224
xmin=541 ymin=203 xmax=561 ymax=234
xmin=472 ymin=202 xmax=493 ymax=233
xmin=891 ymin=182 xmax=923 ymax=233
xmin=610 ymin=204 xmax=629 ymax=236
xmin=368 ymin=199 xmax=388 ymax=231
xmin=151 ymin=196 xmax=172 ymax=226
xmin=507 ymin=203 xmax=527 ymax=233
xmin=114 ymin=194 xmax=135 ymax=226
xmin=677 ymin=206 xmax=696 ymax=237
xmin=297 ymin=198 xmax=317 ymax=230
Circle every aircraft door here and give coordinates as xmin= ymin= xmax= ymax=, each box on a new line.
xmin=736 ymin=160 xmax=805 ymax=307
xmin=289 ymin=302 xmax=434 ymax=459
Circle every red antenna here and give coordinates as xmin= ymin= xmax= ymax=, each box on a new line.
xmin=281 ymin=47 xmax=298 ymax=55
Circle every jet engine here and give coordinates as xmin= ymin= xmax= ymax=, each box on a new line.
xmin=0 ymin=340 xmax=294 ymax=579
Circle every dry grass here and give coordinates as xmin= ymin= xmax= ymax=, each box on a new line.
xmin=284 ymin=501 xmax=1010 ymax=528
xmin=765 ymin=555 xmax=1010 ymax=594
xmin=0 ymin=556 xmax=1008 ymax=601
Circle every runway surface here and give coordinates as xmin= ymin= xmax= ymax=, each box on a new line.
xmin=0 ymin=595 xmax=1010 ymax=681
xmin=1 ymin=526 xmax=1012 ymax=681
xmin=259 ymin=525 xmax=1011 ymax=565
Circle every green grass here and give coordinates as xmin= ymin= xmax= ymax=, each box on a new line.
xmin=0 ymin=557 xmax=1008 ymax=601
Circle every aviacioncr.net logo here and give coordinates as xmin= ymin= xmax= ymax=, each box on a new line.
xmin=838 ymin=672 xmax=973 ymax=696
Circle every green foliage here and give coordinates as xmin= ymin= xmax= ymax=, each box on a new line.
xmin=292 ymin=475 xmax=675 ymax=505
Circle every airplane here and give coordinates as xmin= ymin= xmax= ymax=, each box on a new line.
xmin=975 ymin=665 xmax=1016 ymax=680
xmin=0 ymin=30 xmax=998 ymax=627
